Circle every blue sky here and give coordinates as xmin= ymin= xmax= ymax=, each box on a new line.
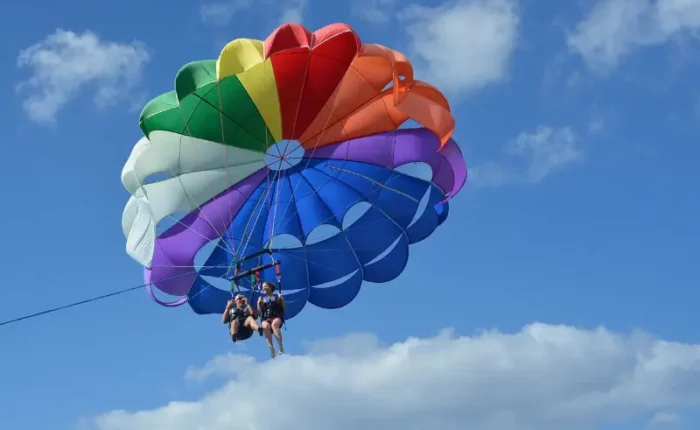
xmin=1 ymin=0 xmax=699 ymax=429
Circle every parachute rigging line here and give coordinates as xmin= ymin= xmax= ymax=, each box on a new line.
xmin=0 ymin=268 xmax=210 ymax=328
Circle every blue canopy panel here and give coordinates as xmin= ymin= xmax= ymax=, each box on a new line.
xmin=186 ymin=158 xmax=450 ymax=318
xmin=436 ymin=202 xmax=449 ymax=226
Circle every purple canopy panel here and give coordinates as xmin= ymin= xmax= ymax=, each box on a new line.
xmin=144 ymin=169 xmax=268 ymax=297
xmin=311 ymin=129 xmax=467 ymax=202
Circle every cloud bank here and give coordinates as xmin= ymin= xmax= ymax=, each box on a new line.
xmin=89 ymin=323 xmax=700 ymax=430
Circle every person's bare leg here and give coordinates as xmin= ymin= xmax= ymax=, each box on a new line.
xmin=245 ymin=317 xmax=259 ymax=330
xmin=262 ymin=321 xmax=275 ymax=358
xmin=230 ymin=319 xmax=239 ymax=340
xmin=245 ymin=317 xmax=263 ymax=336
xmin=272 ymin=318 xmax=284 ymax=355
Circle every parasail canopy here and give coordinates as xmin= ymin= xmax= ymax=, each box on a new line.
xmin=121 ymin=22 xmax=467 ymax=320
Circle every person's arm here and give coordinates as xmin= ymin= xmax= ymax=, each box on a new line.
xmin=244 ymin=299 xmax=255 ymax=317
xmin=277 ymin=294 xmax=286 ymax=313
xmin=222 ymin=300 xmax=234 ymax=324
xmin=257 ymin=297 xmax=263 ymax=318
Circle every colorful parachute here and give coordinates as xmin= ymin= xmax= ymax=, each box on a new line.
xmin=121 ymin=23 xmax=467 ymax=319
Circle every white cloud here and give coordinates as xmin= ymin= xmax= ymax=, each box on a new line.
xmin=507 ymin=126 xmax=583 ymax=183
xmin=87 ymin=323 xmax=700 ymax=430
xmin=468 ymin=161 xmax=515 ymax=188
xmin=199 ymin=0 xmax=253 ymax=26
xmin=648 ymin=412 xmax=682 ymax=427
xmin=587 ymin=117 xmax=606 ymax=135
xmin=568 ymin=0 xmax=700 ymax=72
xmin=400 ymin=0 xmax=520 ymax=94
xmin=16 ymin=29 xmax=149 ymax=124
xmin=200 ymin=0 xmax=305 ymax=27
xmin=352 ymin=0 xmax=396 ymax=23
xmin=278 ymin=0 xmax=306 ymax=23
xmin=184 ymin=354 xmax=256 ymax=382
xmin=470 ymin=126 xmax=584 ymax=188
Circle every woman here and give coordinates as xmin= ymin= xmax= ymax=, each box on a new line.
xmin=257 ymin=281 xmax=285 ymax=358
xmin=222 ymin=294 xmax=263 ymax=343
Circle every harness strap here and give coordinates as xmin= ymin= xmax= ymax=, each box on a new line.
xmin=271 ymin=261 xmax=286 ymax=331
xmin=274 ymin=262 xmax=282 ymax=294
xmin=247 ymin=268 xmax=260 ymax=315
xmin=230 ymin=262 xmax=242 ymax=296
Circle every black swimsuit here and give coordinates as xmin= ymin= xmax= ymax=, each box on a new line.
xmin=260 ymin=294 xmax=284 ymax=322
xmin=229 ymin=307 xmax=253 ymax=340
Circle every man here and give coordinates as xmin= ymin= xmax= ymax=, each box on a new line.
xmin=222 ymin=294 xmax=263 ymax=342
